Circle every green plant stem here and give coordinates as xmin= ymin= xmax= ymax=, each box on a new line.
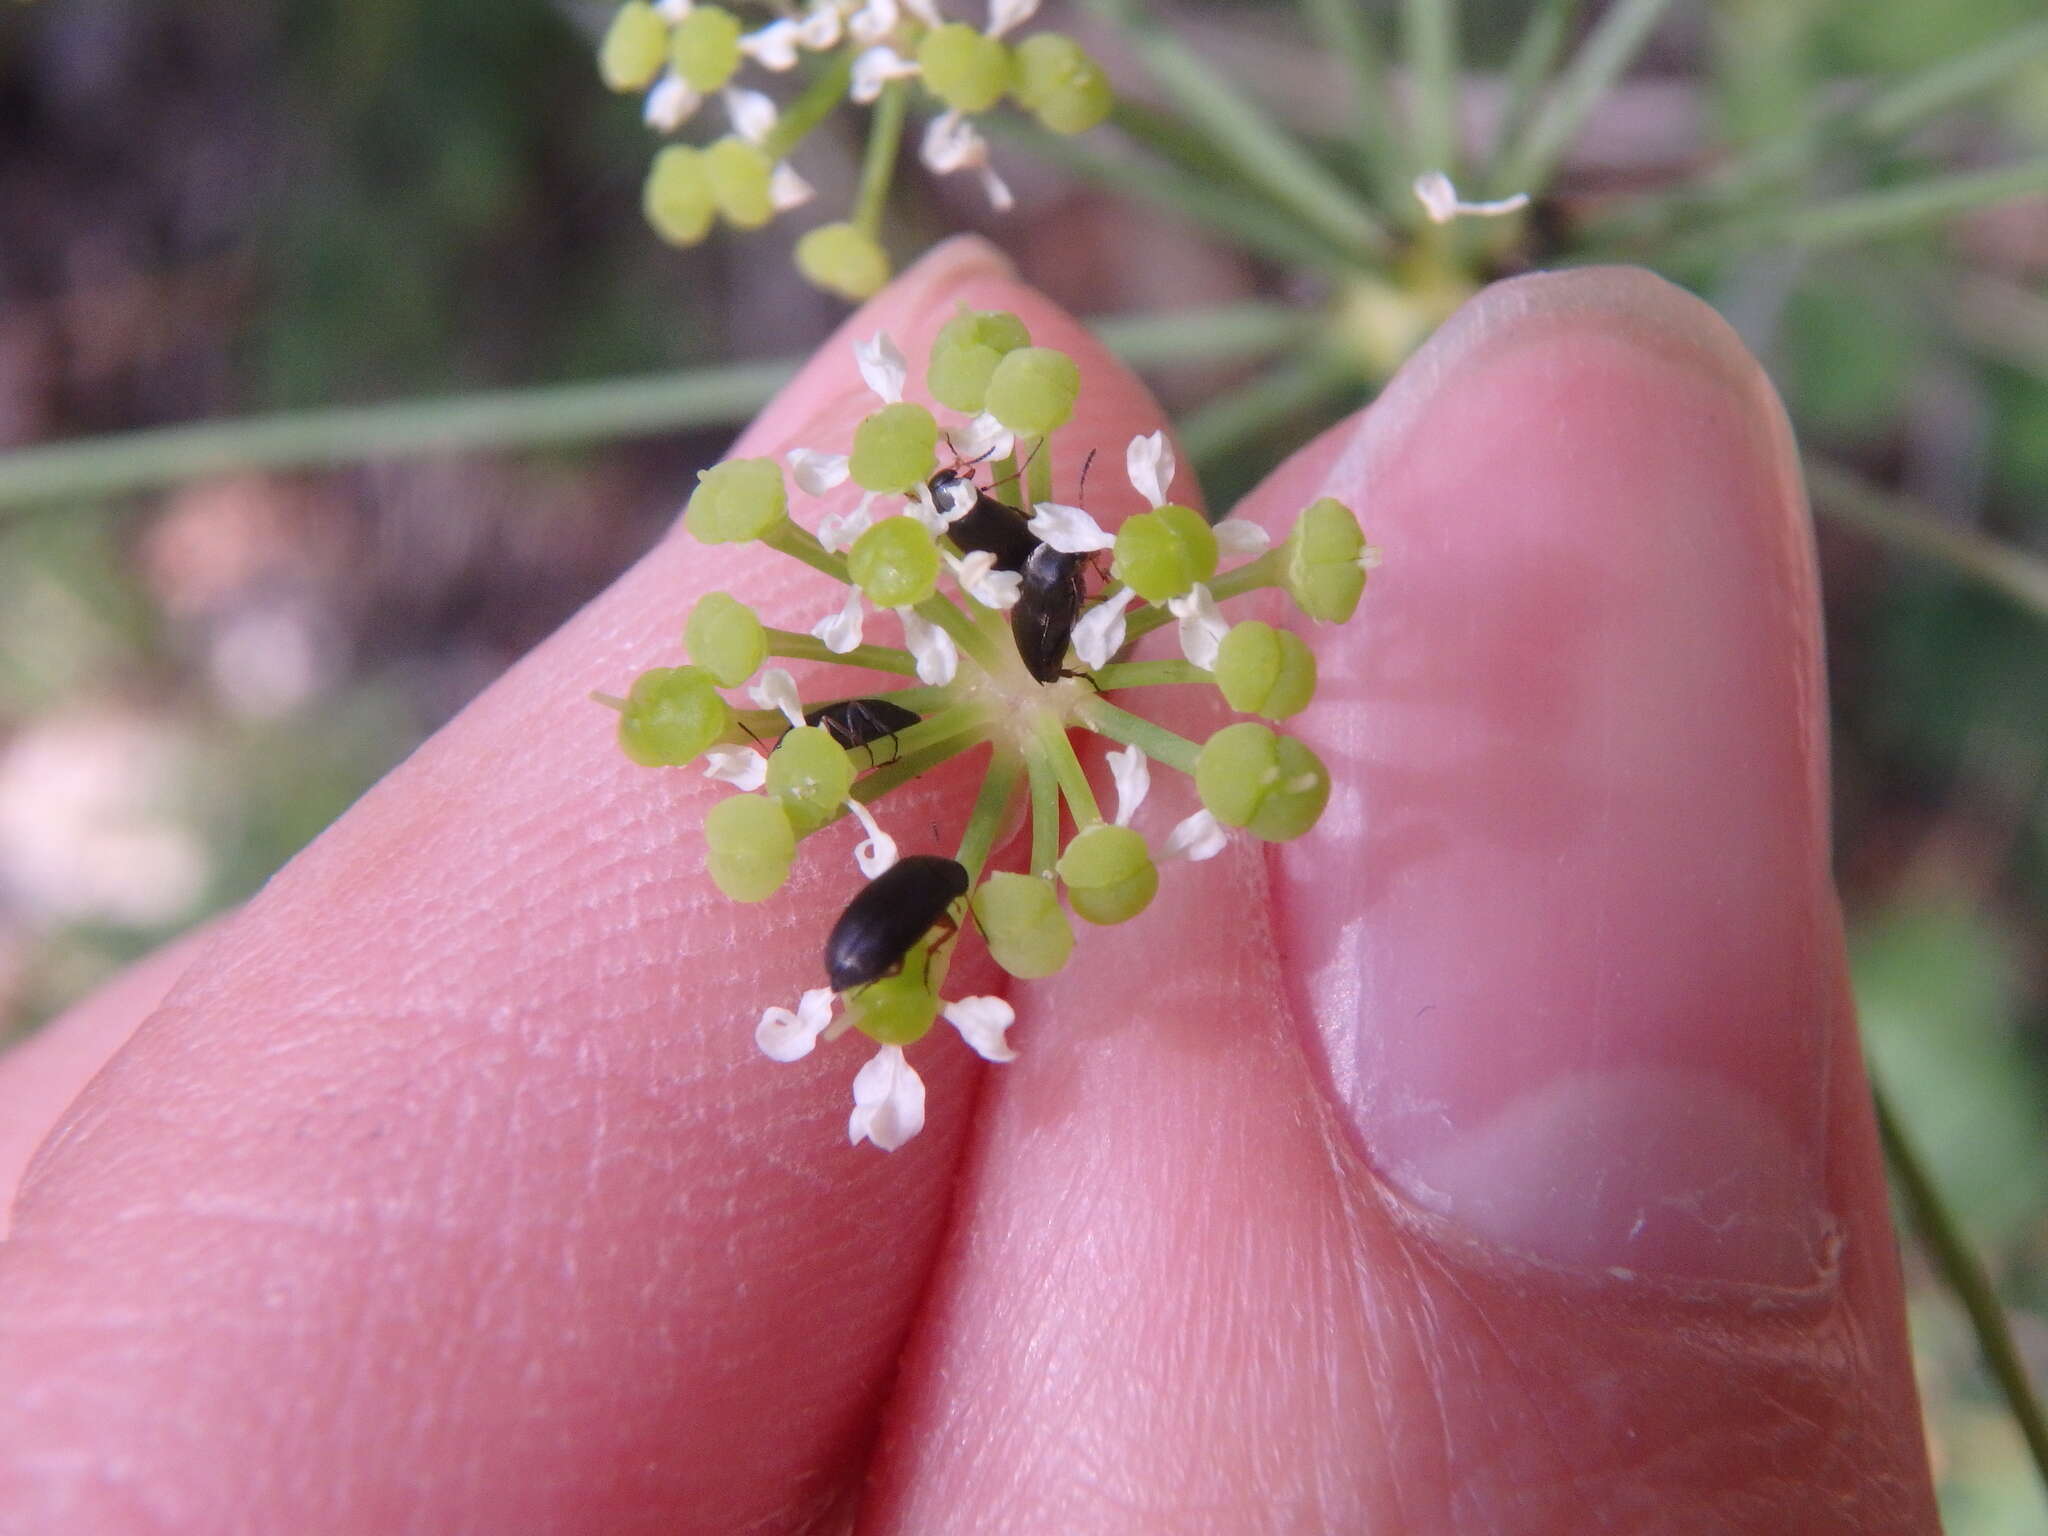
xmin=1874 ymin=1079 xmax=2048 ymax=1489
xmin=953 ymin=747 xmax=1022 ymax=882
xmin=1487 ymin=0 xmax=1581 ymax=171
xmin=760 ymin=520 xmax=848 ymax=583
xmin=1075 ymin=698 xmax=1201 ymax=774
xmin=1682 ymin=154 xmax=2048 ymax=255
xmin=852 ymin=80 xmax=909 ymax=238
xmin=763 ymin=50 xmax=856 ymax=161
xmin=1026 ymin=748 xmax=1060 ymax=876
xmin=1401 ymin=0 xmax=1461 ymax=176
xmin=1090 ymin=659 xmax=1209 ymax=689
xmin=1026 ymin=436 xmax=1051 ymax=509
xmin=1804 ymin=460 xmax=2048 ymax=621
xmin=1034 ymin=712 xmax=1100 ymax=827
xmin=1083 ymin=0 xmax=1392 ymax=258
xmin=1295 ymin=0 xmax=1410 ymax=209
xmin=764 ymin=630 xmax=920 ymax=676
xmin=912 ymin=591 xmax=1000 ymax=672
xmin=1489 ymin=0 xmax=1675 ymax=197
xmin=1178 ymin=350 xmax=1361 ymax=478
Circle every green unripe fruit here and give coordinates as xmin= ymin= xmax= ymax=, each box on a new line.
xmin=669 ymin=5 xmax=743 ymax=91
xmin=1212 ymin=620 xmax=1317 ymax=718
xmin=1285 ymin=497 xmax=1369 ymax=622
xmin=644 ymin=145 xmax=716 ymax=246
xmin=1056 ymin=824 xmax=1158 ymax=925
xmin=684 ymin=592 xmax=766 ymax=686
xmin=849 ymin=402 xmax=939 ymax=493
xmin=848 ymin=515 xmax=941 ymax=607
xmin=1112 ymin=504 xmax=1218 ymax=602
xmin=972 ymin=872 xmax=1074 ymax=978
xmin=600 ymin=1 xmax=669 ymax=92
xmin=795 ymin=222 xmax=891 ymax=301
xmin=765 ymin=726 xmax=855 ymax=833
xmin=849 ymin=970 xmax=942 ymax=1046
xmin=1194 ymin=722 xmax=1330 ymax=841
xmin=684 ymin=457 xmax=787 ymax=543
xmin=703 ymin=793 xmax=797 ymax=901
xmin=983 ymin=346 xmax=1080 ymax=438
xmin=918 ymin=23 xmax=1011 ymax=113
xmin=705 ymin=136 xmax=775 ymax=229
xmin=927 ymin=309 xmax=1033 ymax=414
xmin=1010 ymin=34 xmax=1113 ymax=135
xmin=618 ymin=665 xmax=729 ymax=766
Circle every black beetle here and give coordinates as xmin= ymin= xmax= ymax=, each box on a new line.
xmin=825 ymin=854 xmax=970 ymax=993
xmin=1011 ymin=542 xmax=1087 ymax=684
xmin=803 ymin=697 xmax=922 ymax=760
xmin=930 ymin=468 xmax=1038 ymax=573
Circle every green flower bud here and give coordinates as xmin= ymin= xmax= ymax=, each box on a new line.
xmin=669 ymin=5 xmax=743 ymax=91
xmin=684 ymin=457 xmax=787 ymax=543
xmin=705 ymin=136 xmax=775 ymax=229
xmin=765 ymin=725 xmax=856 ymax=833
xmin=600 ymin=1 xmax=669 ymax=92
xmin=848 ymin=515 xmax=941 ymax=607
xmin=684 ymin=591 xmax=767 ymax=687
xmin=1194 ymin=722 xmax=1330 ymax=842
xmin=849 ymin=401 xmax=940 ymax=493
xmin=1010 ymin=34 xmax=1113 ymax=135
xmin=1212 ymin=620 xmax=1317 ymax=718
xmin=618 ymin=664 xmax=729 ymax=766
xmin=795 ymin=222 xmax=891 ymax=301
xmin=984 ymin=346 xmax=1080 ymax=438
xmin=703 ymin=792 xmax=797 ymax=901
xmin=1056 ymin=823 xmax=1158 ymax=925
xmin=643 ymin=145 xmax=716 ymax=247
xmin=1112 ymin=504 xmax=1218 ymax=602
xmin=1285 ymin=497 xmax=1370 ymax=623
xmin=972 ymin=871 xmax=1075 ymax=977
xmin=927 ymin=308 xmax=1033 ymax=414
xmin=850 ymin=969 xmax=942 ymax=1045
xmin=918 ymin=22 xmax=1011 ymax=113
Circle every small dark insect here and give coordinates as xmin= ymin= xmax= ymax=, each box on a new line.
xmin=824 ymin=854 xmax=970 ymax=993
xmin=930 ymin=468 xmax=1038 ymax=573
xmin=803 ymin=697 xmax=923 ymax=759
xmin=1011 ymin=542 xmax=1087 ymax=684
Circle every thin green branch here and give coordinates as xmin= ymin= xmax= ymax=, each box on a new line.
xmin=852 ymin=79 xmax=909 ymax=237
xmin=1089 ymin=659 xmax=1209 ymax=689
xmin=1804 ymin=458 xmax=2048 ymax=621
xmin=1027 ymin=747 xmax=1060 ymax=876
xmin=762 ymin=50 xmax=856 ymax=161
xmin=1875 ymin=1078 xmax=2048 ymax=1490
xmin=1179 ymin=351 xmax=1362 ymax=478
xmin=954 ymin=747 xmax=1022 ymax=883
xmin=1687 ymin=154 xmax=2048 ymax=255
xmin=1296 ymin=0 xmax=1410 ymax=209
xmin=1487 ymin=0 xmax=1581 ymax=173
xmin=1489 ymin=0 xmax=1676 ymax=198
xmin=1075 ymin=698 xmax=1201 ymax=774
xmin=1401 ymin=0 xmax=1461 ymax=176
xmin=1083 ymin=0 xmax=1392 ymax=258
xmin=763 ymin=629 xmax=921 ymax=677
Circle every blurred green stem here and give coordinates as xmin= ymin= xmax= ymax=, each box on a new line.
xmin=762 ymin=50 xmax=855 ymax=161
xmin=1179 ymin=350 xmax=1361 ymax=477
xmin=1296 ymin=0 xmax=1410 ymax=209
xmin=1487 ymin=0 xmax=1580 ymax=172
xmin=1687 ymin=154 xmax=2048 ymax=255
xmin=1489 ymin=0 xmax=1675 ymax=197
xmin=1401 ymin=0 xmax=1461 ymax=175
xmin=852 ymin=80 xmax=908 ymax=238
xmin=1875 ymin=1079 xmax=2048 ymax=1491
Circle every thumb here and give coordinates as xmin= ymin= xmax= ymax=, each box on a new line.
xmin=865 ymin=269 xmax=1937 ymax=1532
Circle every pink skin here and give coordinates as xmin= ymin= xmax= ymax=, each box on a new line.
xmin=0 ymin=241 xmax=1935 ymax=1532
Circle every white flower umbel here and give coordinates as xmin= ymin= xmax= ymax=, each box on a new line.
xmin=1107 ymin=744 xmax=1150 ymax=827
xmin=750 ymin=668 xmax=807 ymax=729
xmin=844 ymin=796 xmax=899 ymax=877
xmin=848 ymin=0 xmax=902 ymax=47
xmin=1126 ymin=430 xmax=1174 ymax=509
xmin=1027 ymin=501 xmax=1115 ymax=554
xmin=1213 ymin=518 xmax=1271 ymax=561
xmin=739 ymin=18 xmax=804 ymax=71
xmin=757 ymin=987 xmax=837 ymax=1061
xmin=1413 ymin=171 xmax=1530 ymax=225
xmin=788 ymin=447 xmax=850 ymax=497
xmin=921 ymin=112 xmax=1013 ymax=212
xmin=1161 ymin=808 xmax=1227 ymax=863
xmin=946 ymin=550 xmax=1022 ymax=610
xmin=896 ymin=606 xmax=958 ymax=686
xmin=1167 ymin=582 xmax=1229 ymax=670
xmin=644 ymin=73 xmax=702 ymax=132
xmin=812 ymin=587 xmax=867 ymax=653
xmin=1072 ymin=585 xmax=1139 ymax=670
xmin=849 ymin=1044 xmax=925 ymax=1150
xmin=851 ymin=44 xmax=921 ymax=103
xmin=703 ymin=744 xmax=769 ymax=790
xmin=769 ymin=163 xmax=816 ymax=212
xmin=724 ymin=87 xmax=779 ymax=145
xmin=944 ymin=995 xmax=1017 ymax=1061
xmin=855 ymin=331 xmax=908 ymax=403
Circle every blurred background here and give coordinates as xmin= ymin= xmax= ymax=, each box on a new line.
xmin=1 ymin=2 xmax=2043 ymax=1527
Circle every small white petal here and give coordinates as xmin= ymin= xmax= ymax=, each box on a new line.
xmin=946 ymin=550 xmax=1022 ymax=610
xmin=851 ymin=43 xmax=920 ymax=103
xmin=769 ymin=161 xmax=815 ymax=211
xmin=848 ymin=0 xmax=900 ymax=47
xmin=817 ymin=496 xmax=876 ymax=554
xmin=1161 ymin=808 xmax=1227 ymax=863
xmin=1071 ymin=585 xmax=1138 ymax=670
xmin=703 ymin=744 xmax=769 ymax=790
xmin=1108 ymin=745 xmax=1151 ymax=828
xmin=1168 ymin=583 xmax=1229 ymax=671
xmin=1213 ymin=518 xmax=1271 ymax=560
xmin=812 ymin=588 xmax=867 ymax=654
xmin=921 ymin=111 xmax=987 ymax=177
xmin=787 ymin=447 xmax=850 ymax=497
xmin=855 ymin=330 xmax=908 ymax=404
xmin=1412 ymin=170 xmax=1531 ymax=224
xmin=655 ymin=0 xmax=694 ymax=20
xmin=975 ymin=164 xmax=1015 ymax=213
xmin=1126 ymin=430 xmax=1175 ymax=509
xmin=1027 ymin=501 xmax=1115 ymax=554
xmin=643 ymin=73 xmax=702 ymax=133
xmin=944 ymin=996 xmax=1017 ymax=1062
xmin=750 ymin=668 xmax=806 ymax=729
xmin=848 ymin=1044 xmax=925 ymax=1150
xmin=986 ymin=0 xmax=1040 ymax=39
xmin=724 ymin=87 xmax=779 ymax=145
xmin=845 ymin=797 xmax=900 ymax=878
xmin=739 ymin=19 xmax=802 ymax=71
xmin=896 ymin=607 xmax=958 ymax=686
xmin=1359 ymin=541 xmax=1384 ymax=570
xmin=949 ymin=411 xmax=1013 ymax=464
xmin=757 ymin=987 xmax=836 ymax=1062
xmin=795 ymin=5 xmax=843 ymax=50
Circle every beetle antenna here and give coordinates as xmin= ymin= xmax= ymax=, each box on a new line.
xmin=1077 ymin=447 xmax=1098 ymax=503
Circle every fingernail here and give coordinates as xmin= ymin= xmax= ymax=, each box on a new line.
xmin=1280 ymin=269 xmax=1839 ymax=1288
